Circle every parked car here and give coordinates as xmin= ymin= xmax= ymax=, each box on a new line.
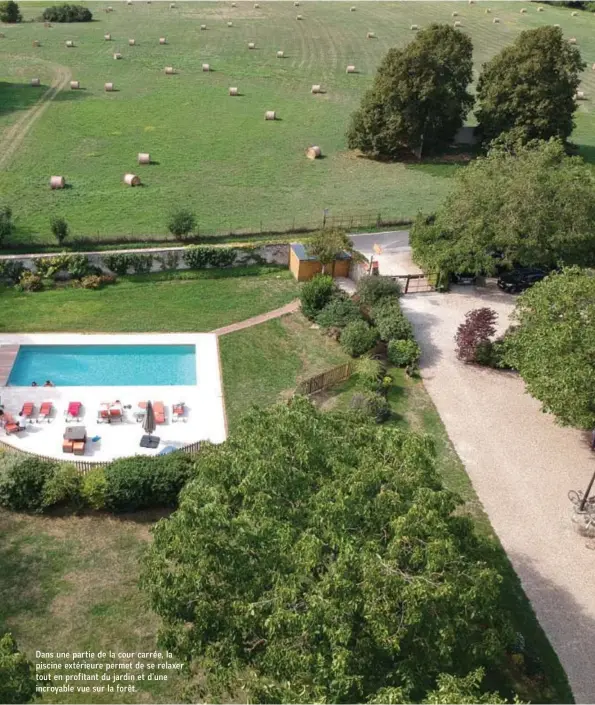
xmin=451 ymin=272 xmax=477 ymax=285
xmin=497 ymin=267 xmax=548 ymax=294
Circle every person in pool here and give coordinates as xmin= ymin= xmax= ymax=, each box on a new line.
xmin=43 ymin=380 xmax=54 ymax=387
xmin=31 ymin=381 xmax=38 ymax=387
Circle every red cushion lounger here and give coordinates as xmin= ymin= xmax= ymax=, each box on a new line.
xmin=65 ymin=401 xmax=82 ymax=421
xmin=153 ymin=401 xmax=166 ymax=425
xmin=21 ymin=402 xmax=34 ymax=419
xmin=38 ymin=401 xmax=53 ymax=422
xmin=172 ymin=403 xmax=185 ymax=422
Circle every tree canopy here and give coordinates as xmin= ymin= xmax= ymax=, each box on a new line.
xmin=410 ymin=139 xmax=595 ymax=275
xmin=141 ymin=397 xmax=514 ymax=703
xmin=0 ymin=1 xmax=22 ymax=22
xmin=476 ymin=26 xmax=584 ymax=148
xmin=308 ymin=228 xmax=358 ymax=275
xmin=503 ymin=267 xmax=595 ymax=429
xmin=347 ymin=24 xmax=474 ymax=159
xmin=0 ymin=633 xmax=36 ymax=704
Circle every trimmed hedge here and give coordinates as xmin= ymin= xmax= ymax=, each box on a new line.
xmin=183 ymin=246 xmax=235 ymax=269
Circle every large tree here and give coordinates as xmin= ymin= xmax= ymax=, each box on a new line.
xmin=410 ymin=139 xmax=595 ymax=275
xmin=0 ymin=1 xmax=22 ymax=23
xmin=503 ymin=267 xmax=595 ymax=429
xmin=347 ymin=24 xmax=474 ymax=159
xmin=476 ymin=26 xmax=584 ymax=148
xmin=141 ymin=397 xmax=514 ymax=703
xmin=0 ymin=633 xmax=36 ymax=704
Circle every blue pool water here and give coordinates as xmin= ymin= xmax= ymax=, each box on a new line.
xmin=7 ymin=345 xmax=196 ymax=386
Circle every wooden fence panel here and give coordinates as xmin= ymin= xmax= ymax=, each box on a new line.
xmin=295 ymin=362 xmax=354 ymax=396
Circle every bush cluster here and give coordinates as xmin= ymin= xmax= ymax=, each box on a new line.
xmin=299 ymin=275 xmax=336 ymax=320
xmin=41 ymin=4 xmax=92 ymax=21
xmin=349 ymin=391 xmax=391 ymax=423
xmin=371 ymin=299 xmax=414 ymax=342
xmin=356 ymin=275 xmax=401 ymax=307
xmin=0 ymin=260 xmax=24 ymax=285
xmin=0 ymin=450 xmax=195 ymax=515
xmin=340 ymin=319 xmax=378 ymax=357
xmin=35 ymin=253 xmax=92 ymax=280
xmin=387 ymin=339 xmax=421 ymax=367
xmin=315 ymin=294 xmax=362 ymax=329
xmin=183 ymin=246 xmax=236 ymax=269
xmin=16 ymin=271 xmax=43 ymax=292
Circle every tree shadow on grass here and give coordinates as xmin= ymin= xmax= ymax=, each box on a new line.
xmin=576 ymin=143 xmax=595 ymax=165
xmin=0 ymin=81 xmax=88 ymax=116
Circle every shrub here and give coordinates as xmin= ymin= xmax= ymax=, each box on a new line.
xmin=0 ymin=205 xmax=14 ymax=246
xmin=299 ymin=274 xmax=336 ymax=320
xmin=41 ymin=4 xmax=92 ymax=21
xmin=455 ymin=308 xmax=498 ymax=363
xmin=16 ymin=271 xmax=43 ymax=292
xmin=42 ymin=463 xmax=84 ymax=511
xmin=167 ymin=209 xmax=196 ymax=240
xmin=103 ymin=454 xmax=194 ymax=513
xmin=371 ymin=299 xmax=414 ymax=342
xmin=35 ymin=253 xmax=90 ymax=280
xmin=78 ymin=275 xmax=102 ymax=289
xmin=0 ymin=455 xmax=58 ymax=513
xmin=99 ymin=273 xmax=117 ymax=286
xmin=128 ymin=253 xmax=154 ymax=274
xmin=340 ymin=319 xmax=378 ymax=357
xmin=157 ymin=250 xmax=180 ymax=271
xmin=80 ymin=467 xmax=107 ymax=510
xmin=103 ymin=253 xmax=132 ymax=276
xmin=50 ymin=216 xmax=69 ymax=246
xmin=0 ymin=1 xmax=22 ymax=22
xmin=387 ymin=338 xmax=421 ymax=367
xmin=354 ymin=354 xmax=384 ymax=391
xmin=473 ymin=338 xmax=512 ymax=369
xmin=356 ymin=275 xmax=401 ymax=307
xmin=182 ymin=246 xmax=235 ymax=269
xmin=350 ymin=391 xmax=391 ymax=423
xmin=0 ymin=260 xmax=24 ymax=284
xmin=316 ymin=295 xmax=362 ymax=329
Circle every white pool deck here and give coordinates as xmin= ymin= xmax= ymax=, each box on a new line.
xmin=0 ymin=333 xmax=227 ymax=462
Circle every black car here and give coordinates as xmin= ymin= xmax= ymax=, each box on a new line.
xmin=497 ymin=267 xmax=547 ymax=294
xmin=451 ymin=272 xmax=477 ymax=285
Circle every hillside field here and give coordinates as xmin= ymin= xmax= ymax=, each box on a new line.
xmin=0 ymin=0 xmax=594 ymax=245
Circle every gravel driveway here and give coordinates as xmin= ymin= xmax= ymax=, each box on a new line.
xmin=401 ymin=283 xmax=595 ymax=704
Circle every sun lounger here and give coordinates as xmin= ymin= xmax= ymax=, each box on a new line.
xmin=21 ymin=402 xmax=34 ymax=420
xmin=153 ymin=401 xmax=166 ymax=425
xmin=97 ymin=403 xmax=110 ymax=423
xmin=62 ymin=439 xmax=74 ymax=453
xmin=172 ymin=403 xmax=186 ymax=422
xmin=109 ymin=405 xmax=123 ymax=422
xmin=4 ymin=413 xmax=22 ymax=435
xmin=134 ymin=401 xmax=147 ymax=423
xmin=72 ymin=440 xmax=85 ymax=456
xmin=65 ymin=401 xmax=82 ymax=422
xmin=38 ymin=401 xmax=53 ymax=423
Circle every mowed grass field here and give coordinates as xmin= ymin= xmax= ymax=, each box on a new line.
xmin=0 ymin=1 xmax=594 ymax=245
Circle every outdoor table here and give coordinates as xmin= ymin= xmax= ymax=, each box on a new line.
xmin=64 ymin=426 xmax=87 ymax=442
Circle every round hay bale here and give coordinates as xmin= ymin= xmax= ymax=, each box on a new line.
xmin=66 ymin=40 xmax=74 ymax=47
xmin=254 ymin=2 xmax=260 ymax=7
xmin=200 ymin=24 xmax=207 ymax=29
xmin=104 ymin=82 xmax=115 ymax=91
xmin=265 ymin=110 xmax=276 ymax=120
xmin=202 ymin=63 xmax=211 ymax=71
xmin=107 ymin=5 xmax=113 ymax=11
xmin=31 ymin=78 xmax=41 ymax=87
xmin=454 ymin=20 xmax=462 ymax=27
xmin=592 ymin=62 xmax=595 ymax=70
xmin=124 ymin=173 xmax=141 ymax=186
xmin=248 ymin=41 xmax=255 ymax=49
xmin=294 ymin=1 xmax=300 ymax=5
xmin=569 ymin=37 xmax=577 ymax=44
xmin=113 ymin=52 xmax=122 ymax=59
xmin=346 ymin=64 xmax=356 ymax=73
xmin=493 ymin=17 xmax=500 ymax=23
xmin=159 ymin=36 xmax=166 ymax=44
xmin=576 ymin=90 xmax=585 ymax=100
xmin=170 ymin=2 xmax=175 ymax=7
xmin=306 ymin=145 xmax=321 ymax=159
xmin=127 ymin=1 xmax=132 ymax=5
xmin=571 ymin=10 xmax=578 ymax=15
xmin=50 ymin=176 xmax=65 ymax=189
xmin=277 ymin=50 xmax=284 ymax=58
xmin=231 ymin=1 xmax=236 ymax=6
xmin=537 ymin=6 xmax=544 ymax=10
xmin=485 ymin=8 xmax=491 ymax=13
xmin=452 ymin=11 xmax=458 ymax=16
xmin=469 ymin=0 xmax=474 ymax=4
xmin=366 ymin=31 xmax=375 ymax=38
xmin=128 ymin=38 xmax=135 ymax=45
xmin=104 ymin=33 xmax=111 ymax=40
xmin=350 ymin=5 xmax=356 ymax=10
xmin=229 ymin=86 xmax=238 ymax=95
xmin=0 ymin=32 xmax=5 ymax=38
xmin=43 ymin=21 xmax=52 ymax=26
xmin=32 ymin=40 xmax=41 ymax=47
xmin=554 ymin=23 xmax=561 ymax=27
xmin=520 ymin=7 xmax=527 ymax=13
xmin=311 ymin=84 xmax=321 ymax=93
xmin=138 ymin=152 xmax=150 ymax=164
xmin=296 ymin=14 xmax=303 ymax=19
xmin=165 ymin=66 xmax=175 ymax=74
xmin=410 ymin=24 xmax=419 ymax=30
xmin=227 ymin=21 xmax=233 ymax=26
xmin=70 ymin=80 xmax=80 ymax=89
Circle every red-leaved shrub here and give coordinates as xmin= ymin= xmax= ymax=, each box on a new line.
xmin=455 ymin=307 xmax=498 ymax=363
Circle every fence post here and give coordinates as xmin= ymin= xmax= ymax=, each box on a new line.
xmin=405 ymin=276 xmax=410 ymax=294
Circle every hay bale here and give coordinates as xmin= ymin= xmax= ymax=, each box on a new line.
xmin=170 ymin=2 xmax=176 ymax=7
xmin=70 ymin=80 xmax=80 ymax=89
xmin=306 ymin=145 xmax=321 ymax=159
xmin=227 ymin=21 xmax=233 ymax=26
xmin=454 ymin=20 xmax=462 ymax=27
xmin=311 ymin=84 xmax=321 ymax=93
xmin=493 ymin=17 xmax=500 ymax=23
xmin=592 ymin=62 xmax=595 ymax=70
xmin=346 ymin=64 xmax=356 ymax=73
xmin=350 ymin=5 xmax=356 ymax=10
xmin=452 ymin=11 xmax=458 ymax=16
xmin=31 ymin=78 xmax=41 ymax=87
xmin=277 ymin=50 xmax=284 ymax=58
xmin=485 ymin=8 xmax=491 ymax=13
xmin=107 ymin=5 xmax=113 ymax=11
xmin=229 ymin=86 xmax=238 ymax=95
xmin=124 ymin=173 xmax=141 ymax=186
xmin=231 ymin=1 xmax=236 ymax=5
xmin=294 ymin=1 xmax=300 ymax=5
xmin=576 ymin=90 xmax=585 ymax=99
xmin=65 ymin=40 xmax=74 ymax=47
xmin=571 ymin=10 xmax=578 ymax=15
xmin=0 ymin=32 xmax=5 ymax=38
xmin=569 ymin=37 xmax=577 ymax=44
xmin=265 ymin=110 xmax=276 ymax=120
xmin=553 ymin=23 xmax=561 ymax=27
xmin=104 ymin=33 xmax=111 ymax=40
xmin=296 ymin=14 xmax=303 ymax=19
xmin=366 ymin=31 xmax=375 ymax=38
xmin=200 ymin=24 xmax=207 ymax=29
xmin=248 ymin=41 xmax=255 ymax=49
xmin=43 ymin=21 xmax=52 ymax=26
xmin=104 ymin=82 xmax=115 ymax=91
xmin=254 ymin=2 xmax=260 ymax=7
xmin=469 ymin=0 xmax=474 ymax=4
xmin=165 ymin=66 xmax=175 ymax=74
xmin=32 ymin=40 xmax=41 ymax=47
xmin=159 ymin=36 xmax=166 ymax=44
xmin=410 ymin=24 xmax=418 ymax=30
xmin=127 ymin=1 xmax=132 ymax=5
xmin=128 ymin=38 xmax=135 ymax=45
xmin=537 ymin=6 xmax=544 ymax=10
xmin=202 ymin=63 xmax=211 ymax=71
xmin=50 ymin=176 xmax=65 ymax=189
xmin=520 ymin=7 xmax=527 ymax=13
xmin=138 ymin=152 xmax=150 ymax=164
xmin=114 ymin=52 xmax=122 ymax=59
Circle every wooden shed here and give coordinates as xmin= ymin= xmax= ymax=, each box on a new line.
xmin=289 ymin=242 xmax=351 ymax=282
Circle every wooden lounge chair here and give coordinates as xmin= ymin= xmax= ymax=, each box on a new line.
xmin=38 ymin=401 xmax=53 ymax=423
xmin=72 ymin=440 xmax=85 ymax=456
xmin=65 ymin=401 xmax=82 ymax=421
xmin=153 ymin=401 xmax=166 ymax=425
xmin=172 ymin=403 xmax=186 ymax=422
xmin=21 ymin=402 xmax=34 ymax=420
xmin=62 ymin=439 xmax=74 ymax=453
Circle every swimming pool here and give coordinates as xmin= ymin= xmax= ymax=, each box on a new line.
xmin=7 ymin=345 xmax=197 ymax=386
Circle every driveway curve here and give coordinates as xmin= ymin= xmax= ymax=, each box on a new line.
xmin=401 ymin=283 xmax=595 ymax=704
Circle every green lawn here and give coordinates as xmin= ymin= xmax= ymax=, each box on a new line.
xmin=0 ymin=1 xmax=594 ymax=244
xmin=0 ymin=266 xmax=298 ymax=332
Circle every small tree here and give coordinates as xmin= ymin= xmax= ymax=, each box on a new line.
xmin=50 ymin=216 xmax=69 ymax=245
xmin=340 ymin=319 xmax=378 ymax=357
xmin=455 ymin=308 xmax=498 ymax=363
xmin=299 ymin=274 xmax=336 ymax=320
xmin=0 ymin=633 xmax=36 ymax=704
xmin=0 ymin=205 xmax=14 ymax=246
xmin=0 ymin=1 xmax=22 ymax=22
xmin=167 ymin=209 xmax=196 ymax=240
xmin=308 ymin=228 xmax=357 ymax=276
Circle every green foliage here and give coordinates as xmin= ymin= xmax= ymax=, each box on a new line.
xmin=42 ymin=463 xmax=84 ymax=511
xmin=354 ymin=353 xmax=384 ymax=385
xmin=157 ymin=250 xmax=180 ymax=271
xmin=35 ymin=253 xmax=91 ymax=279
xmin=347 ymin=24 xmax=474 ymax=158
xmin=0 ymin=204 xmax=14 ymax=245
xmin=103 ymin=253 xmax=132 ymax=275
xmin=0 ymin=0 xmax=21 ymax=22
xmin=141 ymin=397 xmax=513 ymax=703
xmin=356 ymin=275 xmax=401 ymax=307
xmin=350 ymin=390 xmax=391 ymax=423
xmin=503 ymin=267 xmax=595 ymax=428
xmin=182 ymin=246 xmax=235 ymax=270
xmin=299 ymin=274 xmax=336 ymax=320
xmin=340 ymin=319 xmax=378 ymax=357
xmin=387 ymin=338 xmax=421 ymax=367
xmin=128 ymin=253 xmax=154 ymax=274
xmin=371 ymin=299 xmax=414 ymax=341
xmin=0 ymin=455 xmax=58 ymax=513
xmin=0 ymin=260 xmax=24 ymax=284
xmin=476 ymin=27 xmax=585 ymax=148
xmin=77 ymin=274 xmax=102 ymax=289
xmin=315 ymin=294 xmax=362 ymax=329
xmin=422 ymin=668 xmax=511 ymax=704
xmin=103 ymin=455 xmax=195 ymax=513
xmin=307 ymin=229 xmax=356 ymax=275
xmin=50 ymin=216 xmax=69 ymax=246
xmin=0 ymin=633 xmax=36 ymax=704
xmin=167 ymin=209 xmax=196 ymax=240
xmin=16 ymin=271 xmax=43 ymax=292
xmin=80 ymin=467 xmax=107 ymax=510
xmin=410 ymin=139 xmax=595 ymax=274
xmin=41 ymin=3 xmax=92 ymax=21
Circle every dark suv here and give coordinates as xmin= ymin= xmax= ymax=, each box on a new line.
xmin=497 ymin=267 xmax=548 ymax=294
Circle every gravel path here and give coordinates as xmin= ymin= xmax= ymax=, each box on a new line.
xmin=401 ymin=283 xmax=595 ymax=704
